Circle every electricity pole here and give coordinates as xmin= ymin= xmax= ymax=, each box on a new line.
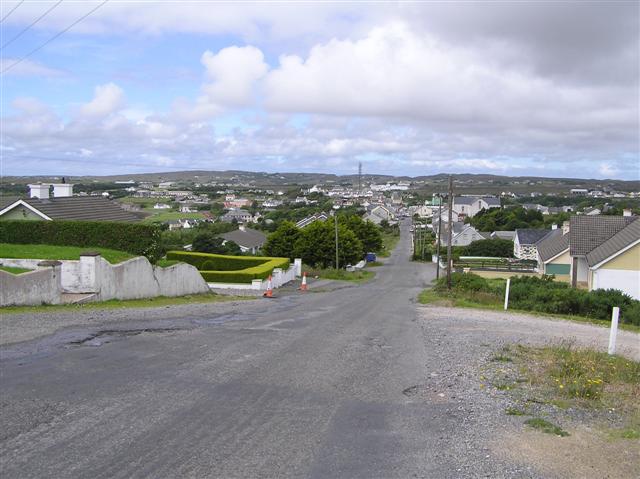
xmin=447 ymin=176 xmax=453 ymax=290
xmin=334 ymin=214 xmax=339 ymax=269
xmin=436 ymin=194 xmax=442 ymax=279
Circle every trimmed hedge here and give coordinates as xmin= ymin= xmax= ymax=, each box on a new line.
xmin=166 ymin=251 xmax=290 ymax=283
xmin=0 ymin=220 xmax=162 ymax=261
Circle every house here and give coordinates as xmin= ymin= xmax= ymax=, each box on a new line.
xmin=536 ymin=230 xmax=571 ymax=281
xmin=568 ymin=215 xmax=638 ymax=292
xmin=0 ymin=184 xmax=140 ymax=222
xmin=438 ymin=221 xmax=486 ymax=247
xmin=364 ymin=205 xmax=394 ymax=225
xmin=154 ymin=203 xmax=171 ymax=209
xmin=514 ymin=229 xmax=554 ymax=260
xmin=433 ymin=206 xmax=460 ymax=224
xmin=452 ymin=196 xmax=501 ymax=219
xmin=296 ymin=212 xmax=329 ymax=229
xmin=490 ymin=231 xmax=516 ymax=241
xmin=220 ymin=226 xmax=267 ymax=254
xmin=221 ymin=208 xmax=254 ymax=223
xmin=583 ymin=207 xmax=601 ymax=216
xmin=179 ymin=205 xmax=197 ymax=213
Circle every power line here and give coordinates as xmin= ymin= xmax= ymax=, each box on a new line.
xmin=1 ymin=0 xmax=109 ymax=75
xmin=1 ymin=0 xmax=64 ymax=51
xmin=0 ymin=0 xmax=25 ymax=24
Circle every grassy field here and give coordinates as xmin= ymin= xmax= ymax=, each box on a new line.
xmin=0 ymin=243 xmax=134 ymax=264
xmin=486 ymin=344 xmax=640 ymax=439
xmin=0 ymin=293 xmax=250 ymax=314
xmin=304 ymin=267 xmax=375 ymax=283
xmin=417 ymin=286 xmax=640 ymax=333
xmin=141 ymin=211 xmax=205 ymax=224
xmin=0 ymin=265 xmax=33 ymax=274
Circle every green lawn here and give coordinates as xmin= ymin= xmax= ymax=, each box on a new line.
xmin=0 ymin=293 xmax=251 ymax=315
xmin=0 ymin=265 xmax=33 ymax=274
xmin=0 ymin=243 xmax=134 ymax=264
xmin=379 ymin=231 xmax=400 ymax=257
xmin=304 ymin=267 xmax=375 ymax=283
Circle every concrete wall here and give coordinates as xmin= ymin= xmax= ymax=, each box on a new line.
xmin=0 ymin=255 xmax=210 ymax=305
xmin=208 ymin=260 xmax=301 ymax=291
xmin=0 ymin=263 xmax=62 ymax=306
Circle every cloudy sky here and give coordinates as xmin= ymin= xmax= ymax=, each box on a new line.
xmin=1 ymin=1 xmax=638 ymax=179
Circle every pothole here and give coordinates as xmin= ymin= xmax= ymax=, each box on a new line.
xmin=68 ymin=328 xmax=182 ymax=347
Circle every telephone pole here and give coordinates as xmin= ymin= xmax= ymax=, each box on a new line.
xmin=334 ymin=214 xmax=339 ymax=269
xmin=436 ymin=194 xmax=442 ymax=279
xmin=446 ymin=176 xmax=453 ymax=290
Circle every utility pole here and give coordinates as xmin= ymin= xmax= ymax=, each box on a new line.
xmin=447 ymin=177 xmax=453 ymax=290
xmin=436 ymin=194 xmax=442 ymax=279
xmin=334 ymin=214 xmax=339 ymax=269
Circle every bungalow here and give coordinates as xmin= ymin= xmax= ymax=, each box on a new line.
xmin=536 ymin=230 xmax=570 ymax=282
xmin=569 ymin=215 xmax=638 ymax=295
xmin=220 ymin=226 xmax=267 ymax=254
xmin=296 ymin=212 xmax=329 ymax=229
xmin=221 ymin=208 xmax=254 ymax=223
xmin=364 ymin=205 xmax=394 ymax=225
xmin=452 ymin=196 xmax=501 ymax=219
xmin=438 ymin=221 xmax=487 ymax=247
xmin=0 ymin=184 xmax=139 ymax=222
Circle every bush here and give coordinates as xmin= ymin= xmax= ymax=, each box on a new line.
xmin=166 ymin=251 xmax=289 ymax=283
xmin=434 ymin=272 xmax=491 ymax=293
xmin=462 ymin=238 xmax=514 ymax=258
xmin=0 ymin=220 xmax=162 ymax=262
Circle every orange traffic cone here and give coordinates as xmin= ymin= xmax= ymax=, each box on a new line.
xmin=263 ymin=275 xmax=273 ymax=298
xmin=299 ymin=272 xmax=308 ymax=291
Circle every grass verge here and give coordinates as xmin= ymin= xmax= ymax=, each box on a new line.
xmin=524 ymin=418 xmax=570 ymax=437
xmin=0 ymin=243 xmax=134 ymax=264
xmin=378 ymin=231 xmax=400 ymax=257
xmin=417 ymin=287 xmax=640 ymax=333
xmin=486 ymin=343 xmax=640 ymax=439
xmin=0 ymin=293 xmax=251 ymax=315
xmin=0 ymin=265 xmax=33 ymax=274
xmin=304 ymin=267 xmax=375 ymax=283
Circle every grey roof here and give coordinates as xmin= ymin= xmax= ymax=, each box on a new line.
xmin=491 ymin=230 xmax=516 ymax=240
xmin=2 ymin=197 xmax=140 ymax=222
xmin=453 ymin=196 xmax=476 ymax=205
xmin=586 ymin=220 xmax=640 ymax=267
xmin=537 ymin=230 xmax=569 ymax=262
xmin=569 ymin=215 xmax=637 ymax=256
xmin=220 ymin=228 xmax=266 ymax=249
xmin=481 ymin=197 xmax=501 ymax=206
xmin=515 ymin=229 xmax=552 ymax=245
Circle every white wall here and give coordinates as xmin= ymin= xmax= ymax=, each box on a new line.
xmin=0 ymin=266 xmax=62 ymax=306
xmin=592 ymin=269 xmax=640 ymax=300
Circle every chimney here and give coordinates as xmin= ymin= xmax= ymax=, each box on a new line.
xmin=28 ymin=184 xmax=50 ymax=199
xmin=562 ymin=220 xmax=570 ymax=235
xmin=623 ymin=208 xmax=632 ymax=217
xmin=52 ymin=183 xmax=73 ymax=198
xmin=551 ymin=223 xmax=558 ymax=230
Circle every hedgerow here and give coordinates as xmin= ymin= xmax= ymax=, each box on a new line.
xmin=0 ymin=220 xmax=162 ymax=262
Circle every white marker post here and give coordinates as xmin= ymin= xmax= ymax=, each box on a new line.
xmin=608 ymin=307 xmax=620 ymax=355
xmin=504 ymin=278 xmax=511 ymax=311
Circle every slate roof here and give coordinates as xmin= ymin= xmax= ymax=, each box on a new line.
xmin=515 ymin=229 xmax=552 ymax=246
xmin=569 ymin=215 xmax=637 ymax=256
xmin=586 ymin=219 xmax=640 ymax=267
xmin=2 ymin=196 xmax=139 ymax=222
xmin=220 ymin=228 xmax=267 ymax=249
xmin=491 ymin=230 xmax=516 ymax=240
xmin=453 ymin=196 xmax=477 ymax=205
xmin=537 ymin=230 xmax=569 ymax=262
xmin=481 ymin=197 xmax=501 ymax=206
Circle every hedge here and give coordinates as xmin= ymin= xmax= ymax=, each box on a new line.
xmin=166 ymin=251 xmax=290 ymax=283
xmin=0 ymin=220 xmax=162 ymax=261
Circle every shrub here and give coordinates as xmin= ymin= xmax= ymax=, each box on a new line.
xmin=434 ymin=272 xmax=491 ymax=292
xmin=462 ymin=238 xmax=514 ymax=258
xmin=0 ymin=220 xmax=162 ymax=262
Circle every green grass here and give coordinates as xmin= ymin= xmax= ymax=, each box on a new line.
xmin=378 ymin=231 xmax=400 ymax=257
xmin=505 ymin=407 xmax=527 ymax=416
xmin=0 ymin=293 xmax=250 ymax=314
xmin=156 ymin=259 xmax=181 ymax=268
xmin=524 ymin=418 xmax=570 ymax=437
xmin=0 ymin=243 xmax=133 ymax=264
xmin=0 ymin=265 xmax=33 ymax=274
xmin=417 ymin=286 xmax=640 ymax=333
xmin=304 ymin=267 xmax=375 ymax=283
xmin=365 ymin=261 xmax=384 ymax=267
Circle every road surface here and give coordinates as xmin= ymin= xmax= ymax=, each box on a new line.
xmin=2 ymin=223 xmax=636 ymax=478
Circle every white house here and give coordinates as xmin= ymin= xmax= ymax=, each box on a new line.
xmin=154 ymin=203 xmax=171 ymax=209
xmin=514 ymin=229 xmax=554 ymax=260
xmin=452 ymin=196 xmax=501 ymax=219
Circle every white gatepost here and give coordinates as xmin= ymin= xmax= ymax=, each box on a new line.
xmin=272 ymin=268 xmax=283 ymax=288
xmin=251 ymin=279 xmax=263 ymax=290
xmin=294 ymin=258 xmax=302 ymax=277
xmin=608 ymin=307 xmax=620 ymax=355
xmin=504 ymin=278 xmax=511 ymax=310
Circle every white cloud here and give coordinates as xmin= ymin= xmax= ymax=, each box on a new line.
xmin=79 ymin=83 xmax=125 ymax=118
xmin=0 ymin=58 xmax=65 ymax=77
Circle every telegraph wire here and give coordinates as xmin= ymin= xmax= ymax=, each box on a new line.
xmin=1 ymin=0 xmax=109 ymax=75
xmin=0 ymin=0 xmax=25 ymax=24
xmin=1 ymin=0 xmax=64 ymax=51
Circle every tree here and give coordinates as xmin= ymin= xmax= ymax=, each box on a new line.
xmin=192 ymin=232 xmax=241 ymax=255
xmin=462 ymin=239 xmax=514 ymax=258
xmin=340 ymin=215 xmax=383 ymax=253
xmin=294 ymin=221 xmax=363 ymax=268
xmin=262 ymin=221 xmax=301 ymax=259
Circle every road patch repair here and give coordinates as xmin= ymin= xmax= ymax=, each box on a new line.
xmin=418 ymin=305 xmax=640 ymax=479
